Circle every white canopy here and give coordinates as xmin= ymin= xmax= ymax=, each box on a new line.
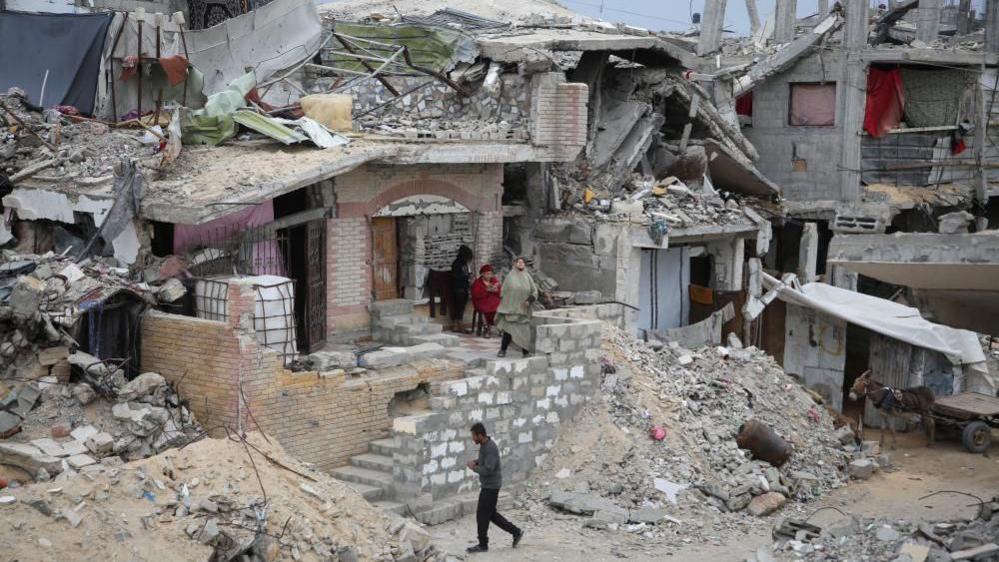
xmin=762 ymin=274 xmax=986 ymax=366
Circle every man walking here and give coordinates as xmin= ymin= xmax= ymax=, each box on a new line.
xmin=466 ymin=423 xmax=523 ymax=553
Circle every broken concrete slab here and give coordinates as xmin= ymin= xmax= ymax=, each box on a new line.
xmin=9 ymin=276 xmax=45 ymax=321
xmin=358 ymin=348 xmax=410 ymax=369
xmin=85 ymin=432 xmax=114 ymax=455
xmin=0 ymin=442 xmax=63 ymax=475
xmin=37 ymin=346 xmax=69 ymax=366
xmin=848 ymin=458 xmax=876 ymax=480
xmin=30 ymin=438 xmax=68 ymax=458
xmin=66 ymin=454 xmax=97 ymax=469
xmin=307 ymin=347 xmax=357 ymax=370
xmin=118 ymin=372 xmax=167 ymax=402
xmin=60 ymin=440 xmax=88 ymax=457
xmin=69 ymin=424 xmax=99 ymax=443
xmin=0 ymin=411 xmax=22 ymax=439
xmin=952 ymin=544 xmax=999 ymax=561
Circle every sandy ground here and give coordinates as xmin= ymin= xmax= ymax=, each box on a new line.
xmin=430 ymin=430 xmax=999 ymax=561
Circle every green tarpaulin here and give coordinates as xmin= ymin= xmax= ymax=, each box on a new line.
xmin=328 ymin=22 xmax=476 ymax=74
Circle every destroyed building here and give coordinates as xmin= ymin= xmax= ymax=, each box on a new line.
xmin=1 ymin=0 xmax=999 ymax=560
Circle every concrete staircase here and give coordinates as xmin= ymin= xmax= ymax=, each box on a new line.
xmin=331 ymin=437 xmax=406 ymax=515
xmin=371 ymin=299 xmax=458 ymax=347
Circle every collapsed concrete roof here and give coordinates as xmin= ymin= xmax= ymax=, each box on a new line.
xmin=9 ymin=136 xmax=576 ymax=225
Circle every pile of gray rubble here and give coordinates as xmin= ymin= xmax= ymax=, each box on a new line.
xmin=0 ymin=366 xmax=201 ymax=485
xmin=757 ymin=502 xmax=999 ymax=561
xmin=517 ymin=329 xmax=886 ymax=547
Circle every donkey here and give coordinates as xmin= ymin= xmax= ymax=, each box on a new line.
xmin=849 ymin=370 xmax=936 ymax=449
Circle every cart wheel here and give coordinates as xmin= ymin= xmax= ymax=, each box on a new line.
xmin=962 ymin=421 xmax=992 ymax=454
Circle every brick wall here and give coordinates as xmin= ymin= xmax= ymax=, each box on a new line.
xmin=327 ymin=216 xmax=371 ymax=337
xmin=389 ymin=311 xmax=604 ymax=503
xmin=530 ymin=73 xmax=588 ymax=159
xmin=142 ymin=280 xmax=464 ymax=472
xmin=327 ymin=163 xmax=505 ymax=338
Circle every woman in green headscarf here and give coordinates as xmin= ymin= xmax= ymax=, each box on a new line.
xmin=496 ymin=257 xmax=538 ymax=357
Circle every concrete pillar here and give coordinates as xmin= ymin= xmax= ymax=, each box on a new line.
xmin=987 ymin=0 xmax=999 ymax=53
xmin=829 ymin=264 xmax=858 ymax=291
xmin=818 ymin=0 xmax=829 ymax=17
xmin=958 ymin=0 xmax=973 ymax=35
xmin=697 ymin=0 xmax=729 ymax=55
xmin=745 ymin=0 xmax=761 ymax=36
xmin=839 ymin=0 xmax=868 ymax=202
xmin=797 ymin=222 xmax=818 ymax=283
xmin=916 ymin=0 xmax=942 ymax=43
xmin=710 ymin=237 xmax=745 ymax=291
xmin=774 ymin=0 xmax=797 ymax=43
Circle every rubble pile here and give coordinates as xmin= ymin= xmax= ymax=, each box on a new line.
xmin=1 ymin=366 xmax=202 ymax=482
xmin=0 ymin=251 xmax=155 ymax=381
xmin=517 ymin=329 xmax=863 ymax=546
xmin=762 ymin=505 xmax=999 ymax=561
xmin=0 ymin=90 xmax=157 ymax=185
xmin=0 ymin=431 xmax=448 ymax=562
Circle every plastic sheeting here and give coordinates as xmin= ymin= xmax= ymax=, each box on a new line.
xmin=762 ymin=274 xmax=986 ymax=367
xmin=0 ymin=11 xmax=112 ymax=114
xmin=864 ymin=67 xmax=905 ymax=138
xmin=789 ymin=83 xmax=836 ymax=126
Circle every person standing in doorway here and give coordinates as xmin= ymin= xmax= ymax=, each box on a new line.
xmin=466 ymin=422 xmax=523 ymax=553
xmin=449 ymin=245 xmax=474 ymax=333
xmin=496 ymin=257 xmax=538 ymax=357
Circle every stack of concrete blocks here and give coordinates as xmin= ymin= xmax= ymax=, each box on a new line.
xmin=388 ymin=312 xmax=603 ymax=524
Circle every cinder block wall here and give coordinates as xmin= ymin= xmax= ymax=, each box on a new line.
xmin=390 ymin=311 xmax=604 ymax=502
xmin=142 ymin=281 xmax=464 ymax=472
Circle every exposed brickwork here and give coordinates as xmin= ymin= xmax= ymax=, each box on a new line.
xmin=335 ymin=163 xmax=502 ymax=219
xmin=142 ymin=281 xmax=463 ymax=472
xmin=326 ymin=163 xmax=505 ymax=337
xmin=327 ymin=216 xmax=371 ymax=337
xmin=530 ymin=73 xmax=588 ymax=157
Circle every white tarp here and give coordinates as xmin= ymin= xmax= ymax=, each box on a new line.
xmin=762 ymin=273 xmax=986 ymax=366
xmin=98 ymin=0 xmax=322 ymax=118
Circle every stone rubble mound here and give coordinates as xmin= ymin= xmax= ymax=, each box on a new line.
xmin=0 ymin=431 xmax=450 ymax=562
xmin=1 ymin=362 xmax=202 ymax=483
xmin=759 ymin=503 xmax=999 ymax=561
xmin=524 ymin=328 xmax=863 ymax=546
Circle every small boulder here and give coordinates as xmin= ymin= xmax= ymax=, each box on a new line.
xmin=72 ymin=384 xmax=97 ymax=406
xmin=747 ymin=492 xmax=786 ymax=517
xmin=848 ymin=458 xmax=876 ymax=480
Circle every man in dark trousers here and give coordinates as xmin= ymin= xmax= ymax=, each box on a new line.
xmin=466 ymin=422 xmax=523 ymax=553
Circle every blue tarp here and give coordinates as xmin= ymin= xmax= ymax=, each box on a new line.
xmin=0 ymin=11 xmax=113 ymax=115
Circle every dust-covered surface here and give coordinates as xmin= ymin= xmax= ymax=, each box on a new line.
xmin=317 ymin=0 xmax=580 ymax=26
xmin=498 ymin=329 xmax=854 ymax=550
xmin=0 ymin=432 xmax=443 ymax=562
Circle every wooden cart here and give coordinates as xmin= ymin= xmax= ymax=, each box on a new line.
xmin=931 ymin=392 xmax=999 ymax=454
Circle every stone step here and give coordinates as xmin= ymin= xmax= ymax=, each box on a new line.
xmin=370 ymin=299 xmax=414 ymax=319
xmin=396 ymin=322 xmax=442 ymax=336
xmin=330 ymin=466 xmax=394 ymax=489
xmin=464 ymin=368 xmax=487 ymax=379
xmin=369 ymin=438 xmax=398 ymax=457
xmin=350 ymin=453 xmax=394 ymax=473
xmin=411 ymin=333 xmax=459 ymax=347
xmin=373 ymin=501 xmax=406 ymax=516
xmin=378 ymin=315 xmax=427 ymax=329
xmin=412 ymin=498 xmax=461 ymax=526
xmin=336 ymin=480 xmax=384 ymax=501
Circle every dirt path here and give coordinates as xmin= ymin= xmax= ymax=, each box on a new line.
xmin=430 ymin=430 xmax=999 ymax=561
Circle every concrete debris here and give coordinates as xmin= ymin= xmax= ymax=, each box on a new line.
xmin=0 ymin=432 xmax=452 ymax=561
xmin=770 ymin=508 xmax=999 ymax=562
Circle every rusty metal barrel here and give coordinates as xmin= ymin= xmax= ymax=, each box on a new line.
xmin=736 ymin=419 xmax=793 ymax=467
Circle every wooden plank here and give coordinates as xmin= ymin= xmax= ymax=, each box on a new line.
xmin=934 ymin=392 xmax=999 ymax=417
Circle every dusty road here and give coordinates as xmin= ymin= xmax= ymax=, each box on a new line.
xmin=431 ymin=430 xmax=999 ymax=561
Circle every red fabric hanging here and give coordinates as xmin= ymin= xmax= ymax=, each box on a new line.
xmin=864 ymin=67 xmax=905 ymax=138
xmin=735 ymin=92 xmax=753 ymax=116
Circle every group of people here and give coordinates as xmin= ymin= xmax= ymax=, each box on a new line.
xmin=448 ymin=245 xmax=537 ymax=358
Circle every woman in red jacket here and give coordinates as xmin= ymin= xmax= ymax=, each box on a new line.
xmin=470 ymin=264 xmax=502 ymax=338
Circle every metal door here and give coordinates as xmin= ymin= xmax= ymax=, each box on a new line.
xmin=304 ymin=220 xmax=326 ymax=351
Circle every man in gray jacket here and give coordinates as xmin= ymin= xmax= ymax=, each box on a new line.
xmin=466 ymin=422 xmax=523 ymax=553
